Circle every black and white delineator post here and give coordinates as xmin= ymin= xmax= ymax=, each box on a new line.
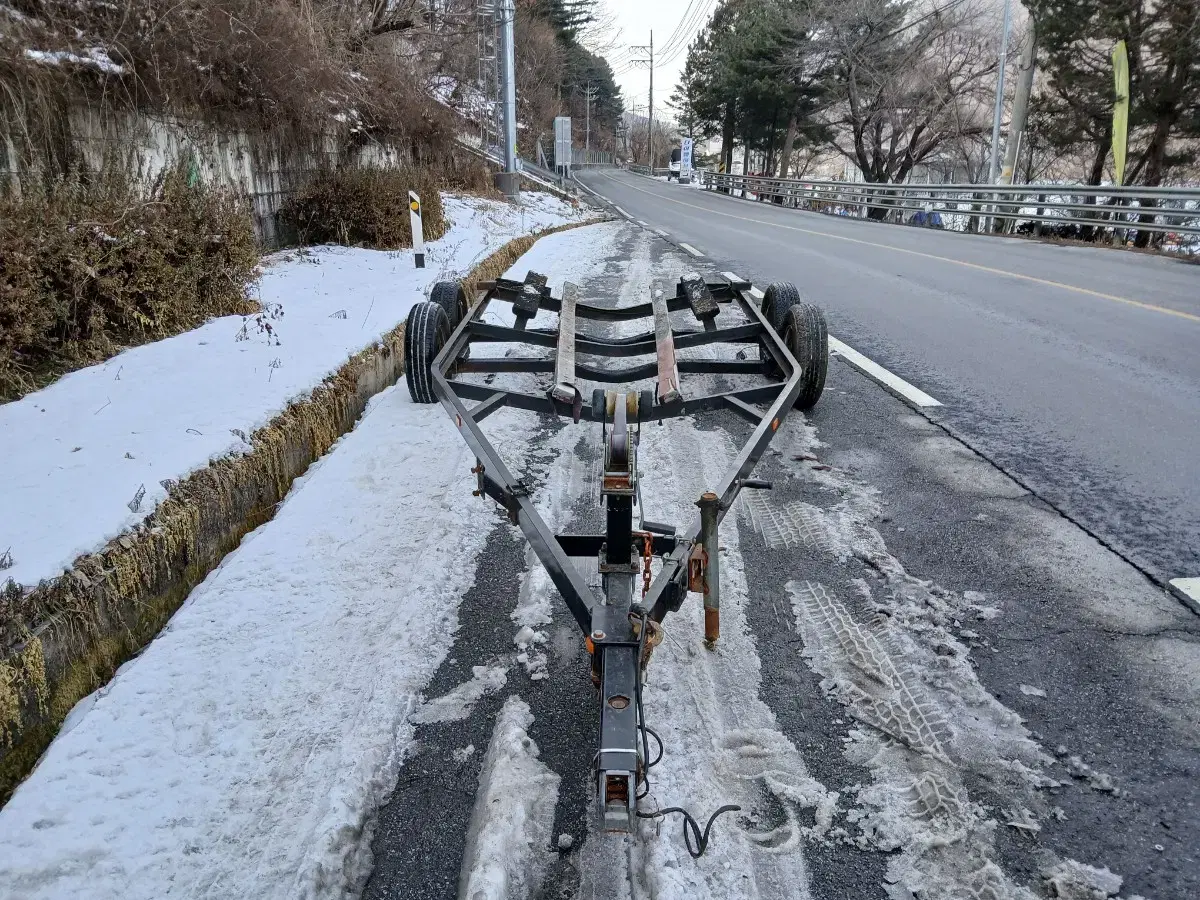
xmin=409 ymin=191 xmax=425 ymax=269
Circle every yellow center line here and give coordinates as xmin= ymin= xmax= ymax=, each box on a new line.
xmin=598 ymin=171 xmax=1200 ymax=325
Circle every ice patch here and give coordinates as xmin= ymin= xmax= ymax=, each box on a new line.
xmin=457 ymin=697 xmax=560 ymax=900
xmin=1041 ymin=859 xmax=1123 ymax=898
xmin=411 ymin=665 xmax=509 ymax=725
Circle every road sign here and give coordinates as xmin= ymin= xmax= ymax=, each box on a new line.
xmin=554 ymin=116 xmax=572 ymax=175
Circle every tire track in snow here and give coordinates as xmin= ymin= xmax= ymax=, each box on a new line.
xmin=569 ymin=233 xmax=832 ymax=900
xmin=736 ymin=416 xmax=1135 ymax=900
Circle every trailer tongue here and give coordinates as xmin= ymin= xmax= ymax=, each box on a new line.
xmin=403 ymin=268 xmax=828 ymax=852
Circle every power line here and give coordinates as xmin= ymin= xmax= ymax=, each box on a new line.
xmin=657 ymin=0 xmax=717 ymax=61
xmin=656 ymin=0 xmax=705 ymax=57
xmin=609 ymin=0 xmax=714 ymax=81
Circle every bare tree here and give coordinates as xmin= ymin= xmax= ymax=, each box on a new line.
xmin=814 ymin=0 xmax=998 ymax=197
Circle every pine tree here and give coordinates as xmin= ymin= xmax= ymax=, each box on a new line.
xmin=1028 ymin=0 xmax=1200 ymax=189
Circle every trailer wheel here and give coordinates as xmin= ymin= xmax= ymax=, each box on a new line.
xmin=762 ymin=281 xmax=801 ymax=333
xmin=759 ymin=281 xmax=803 ymax=373
xmin=430 ymin=280 xmax=469 ymax=328
xmin=404 ymin=301 xmax=451 ymax=404
xmin=781 ymin=302 xmax=828 ymax=411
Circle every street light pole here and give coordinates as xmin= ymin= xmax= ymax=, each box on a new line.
xmin=987 ymin=0 xmax=1013 ymax=184
xmin=495 ymin=0 xmax=520 ymax=198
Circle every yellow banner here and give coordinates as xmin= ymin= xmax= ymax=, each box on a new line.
xmin=1112 ymin=40 xmax=1129 ymax=186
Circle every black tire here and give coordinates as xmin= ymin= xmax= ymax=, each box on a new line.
xmin=762 ymin=281 xmax=801 ymax=333
xmin=429 ymin=280 xmax=469 ymax=328
xmin=404 ymin=301 xmax=451 ymax=404
xmin=430 ymin=280 xmax=471 ymax=361
xmin=759 ymin=281 xmax=802 ymax=372
xmin=781 ymin=302 xmax=828 ymax=411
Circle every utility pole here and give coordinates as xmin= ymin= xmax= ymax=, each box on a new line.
xmin=495 ymin=0 xmax=519 ymax=198
xmin=630 ymin=33 xmax=654 ymax=167
xmin=1000 ymin=25 xmax=1036 ymax=185
xmin=585 ymin=82 xmax=599 ymax=166
xmin=987 ymin=0 xmax=1013 ymax=184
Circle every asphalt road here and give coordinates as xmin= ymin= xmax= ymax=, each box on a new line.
xmin=576 ymin=168 xmax=1200 ymax=587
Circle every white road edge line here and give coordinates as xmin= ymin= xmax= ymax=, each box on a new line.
xmin=680 ymin=243 xmax=704 ymax=258
xmin=636 ymin=219 xmax=651 ymax=228
xmin=612 ymin=205 xmax=630 ymax=218
xmin=721 ymin=271 xmax=744 ymax=283
xmin=827 ymin=336 xmax=942 ymax=408
xmin=749 ymin=286 xmax=764 ymax=300
xmin=1168 ymin=578 xmax=1200 ymax=614
xmin=654 ymin=228 xmax=670 ymax=238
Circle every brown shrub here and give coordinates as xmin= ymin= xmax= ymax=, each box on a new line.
xmin=278 ymin=166 xmax=449 ymax=249
xmin=436 ymin=157 xmax=502 ymax=196
xmin=0 ymin=0 xmax=461 ymax=162
xmin=0 ymin=164 xmax=259 ymax=400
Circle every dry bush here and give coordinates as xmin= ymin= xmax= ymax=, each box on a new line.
xmin=278 ymin=166 xmax=448 ymax=249
xmin=0 ymin=163 xmax=259 ymax=400
xmin=436 ymin=157 xmax=500 ymax=195
xmin=1 ymin=0 xmax=461 ymax=160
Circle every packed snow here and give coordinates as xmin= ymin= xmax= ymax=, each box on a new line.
xmin=0 ymin=192 xmax=585 ymax=591
xmin=458 ymin=697 xmax=560 ymax=900
xmin=23 ymin=47 xmax=125 ymax=75
xmin=409 ymin=665 xmax=509 ymax=726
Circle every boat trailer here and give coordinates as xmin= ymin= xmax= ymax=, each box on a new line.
xmin=403 ymin=269 xmax=829 ymax=850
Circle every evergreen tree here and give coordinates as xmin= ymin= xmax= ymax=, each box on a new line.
xmin=675 ymin=0 xmax=831 ymax=177
xmin=524 ymin=0 xmax=623 ymax=150
xmin=1028 ymin=0 xmax=1200 ymax=188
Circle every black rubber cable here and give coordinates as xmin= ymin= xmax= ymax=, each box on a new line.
xmin=628 ymin=606 xmax=740 ymax=856
xmin=636 ymin=804 xmax=743 ymax=859
xmin=632 ymin=607 xmax=653 ymax=795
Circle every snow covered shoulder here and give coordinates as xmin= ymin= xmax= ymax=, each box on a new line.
xmin=0 ymin=223 xmax=617 ymax=900
xmin=0 ymin=191 xmax=585 ymax=593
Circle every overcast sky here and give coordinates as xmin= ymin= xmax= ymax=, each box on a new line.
xmin=597 ymin=0 xmax=716 ymax=121
xmin=594 ymin=0 xmax=1016 ymax=124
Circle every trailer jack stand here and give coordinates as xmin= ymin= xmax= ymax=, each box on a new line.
xmin=696 ymin=492 xmax=721 ymax=648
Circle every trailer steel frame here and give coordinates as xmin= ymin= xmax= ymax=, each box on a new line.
xmin=423 ymin=270 xmax=817 ymax=837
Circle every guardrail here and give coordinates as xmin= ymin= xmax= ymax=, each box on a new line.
xmin=699 ymin=171 xmax=1200 ymax=241
xmin=629 ymin=165 xmax=671 ymax=178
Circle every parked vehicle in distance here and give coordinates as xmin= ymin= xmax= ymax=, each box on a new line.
xmin=668 ymin=147 xmax=681 ymax=180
